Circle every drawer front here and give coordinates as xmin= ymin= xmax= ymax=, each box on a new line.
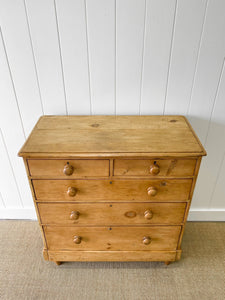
xmin=114 ymin=159 xmax=196 ymax=177
xmin=33 ymin=179 xmax=192 ymax=201
xmin=38 ymin=202 xmax=186 ymax=225
xmin=44 ymin=226 xmax=181 ymax=251
xmin=28 ymin=159 xmax=109 ymax=177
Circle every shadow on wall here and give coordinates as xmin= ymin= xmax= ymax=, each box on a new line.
xmin=187 ymin=115 xmax=225 ymax=210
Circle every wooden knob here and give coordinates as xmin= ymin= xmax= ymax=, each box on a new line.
xmin=143 ymin=236 xmax=151 ymax=245
xmin=147 ymin=186 xmax=157 ymax=196
xmin=70 ymin=211 xmax=80 ymax=220
xmin=67 ymin=187 xmax=77 ymax=197
xmin=144 ymin=210 xmax=153 ymax=220
xmin=63 ymin=163 xmax=74 ymax=176
xmin=149 ymin=163 xmax=160 ymax=175
xmin=73 ymin=236 xmax=82 ymax=244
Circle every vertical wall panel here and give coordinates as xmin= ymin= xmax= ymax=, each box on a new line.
xmin=140 ymin=0 xmax=176 ymax=115
xmin=188 ymin=0 xmax=225 ymax=143
xmin=0 ymin=130 xmax=21 ymax=207
xmin=191 ymin=61 xmax=225 ymax=209
xmin=86 ymin=0 xmax=115 ymax=114
xmin=0 ymin=0 xmax=225 ymax=219
xmin=211 ymin=154 xmax=225 ymax=209
xmin=207 ymin=62 xmax=225 ymax=209
xmin=25 ymin=0 xmax=67 ymax=114
xmin=0 ymin=0 xmax=43 ymax=137
xmin=164 ymin=0 xmax=207 ymax=115
xmin=56 ymin=0 xmax=91 ymax=114
xmin=116 ymin=0 xmax=145 ymax=114
xmin=0 ymin=31 xmax=32 ymax=207
xmin=0 ymin=192 xmax=5 ymax=208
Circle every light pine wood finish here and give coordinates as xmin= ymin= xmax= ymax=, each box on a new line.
xmin=48 ymin=250 xmax=178 ymax=262
xmin=18 ymin=116 xmax=206 ymax=157
xmin=177 ymin=157 xmax=203 ymax=250
xmin=18 ymin=115 xmax=206 ymax=265
xmin=114 ymin=159 xmax=196 ymax=177
xmin=28 ymin=159 xmax=110 ymax=178
xmin=33 ymin=179 xmax=192 ymax=202
xmin=44 ymin=226 xmax=181 ymax=251
xmin=23 ymin=158 xmax=48 ymax=250
xmin=38 ymin=202 xmax=186 ymax=225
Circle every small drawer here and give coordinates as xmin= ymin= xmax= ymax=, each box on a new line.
xmin=28 ymin=159 xmax=109 ymax=178
xmin=33 ymin=179 xmax=192 ymax=202
xmin=44 ymin=226 xmax=181 ymax=251
xmin=38 ymin=202 xmax=186 ymax=225
xmin=114 ymin=159 xmax=196 ymax=177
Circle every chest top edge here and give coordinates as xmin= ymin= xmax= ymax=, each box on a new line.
xmin=18 ymin=115 xmax=207 ymax=157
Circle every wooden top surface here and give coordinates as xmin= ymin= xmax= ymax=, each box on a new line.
xmin=18 ymin=115 xmax=206 ymax=158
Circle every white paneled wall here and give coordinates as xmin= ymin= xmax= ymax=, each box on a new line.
xmin=0 ymin=0 xmax=225 ymax=220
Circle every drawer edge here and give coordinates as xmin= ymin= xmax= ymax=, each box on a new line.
xmin=47 ymin=250 xmax=180 ymax=262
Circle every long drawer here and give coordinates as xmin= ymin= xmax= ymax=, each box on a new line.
xmin=33 ymin=179 xmax=192 ymax=201
xmin=28 ymin=159 xmax=109 ymax=177
xmin=114 ymin=159 xmax=196 ymax=177
xmin=38 ymin=202 xmax=186 ymax=225
xmin=44 ymin=226 xmax=181 ymax=251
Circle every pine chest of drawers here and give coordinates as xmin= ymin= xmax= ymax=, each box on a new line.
xmin=18 ymin=115 xmax=206 ymax=265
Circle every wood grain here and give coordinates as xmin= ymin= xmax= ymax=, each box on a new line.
xmin=35 ymin=115 xmax=194 ymax=130
xmin=1 ymin=0 xmax=223 ymax=223
xmin=18 ymin=116 xmax=206 ymax=157
xmin=114 ymin=158 xmax=196 ymax=177
xmin=28 ymin=159 xmax=109 ymax=177
xmin=33 ymin=179 xmax=192 ymax=202
xmin=19 ymin=115 xmax=206 ymax=264
xmin=48 ymin=250 xmax=178 ymax=262
xmin=38 ymin=202 xmax=186 ymax=225
xmin=23 ymin=159 xmax=48 ymax=249
xmin=44 ymin=225 xmax=181 ymax=251
xmin=177 ymin=157 xmax=202 ymax=249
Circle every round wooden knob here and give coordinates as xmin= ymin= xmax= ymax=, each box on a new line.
xmin=73 ymin=236 xmax=82 ymax=244
xmin=63 ymin=163 xmax=74 ymax=176
xmin=67 ymin=187 xmax=77 ymax=197
xmin=70 ymin=211 xmax=80 ymax=220
xmin=149 ymin=163 xmax=160 ymax=175
xmin=144 ymin=210 xmax=153 ymax=220
xmin=147 ymin=186 xmax=157 ymax=196
xmin=143 ymin=236 xmax=151 ymax=245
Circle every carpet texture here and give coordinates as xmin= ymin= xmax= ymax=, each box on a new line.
xmin=0 ymin=221 xmax=224 ymax=300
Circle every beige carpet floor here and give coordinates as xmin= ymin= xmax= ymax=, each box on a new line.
xmin=0 ymin=221 xmax=225 ymax=300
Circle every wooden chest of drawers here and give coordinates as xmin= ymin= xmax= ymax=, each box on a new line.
xmin=18 ymin=116 xmax=206 ymax=265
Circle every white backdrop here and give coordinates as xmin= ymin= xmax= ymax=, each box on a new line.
xmin=0 ymin=0 xmax=225 ymax=220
